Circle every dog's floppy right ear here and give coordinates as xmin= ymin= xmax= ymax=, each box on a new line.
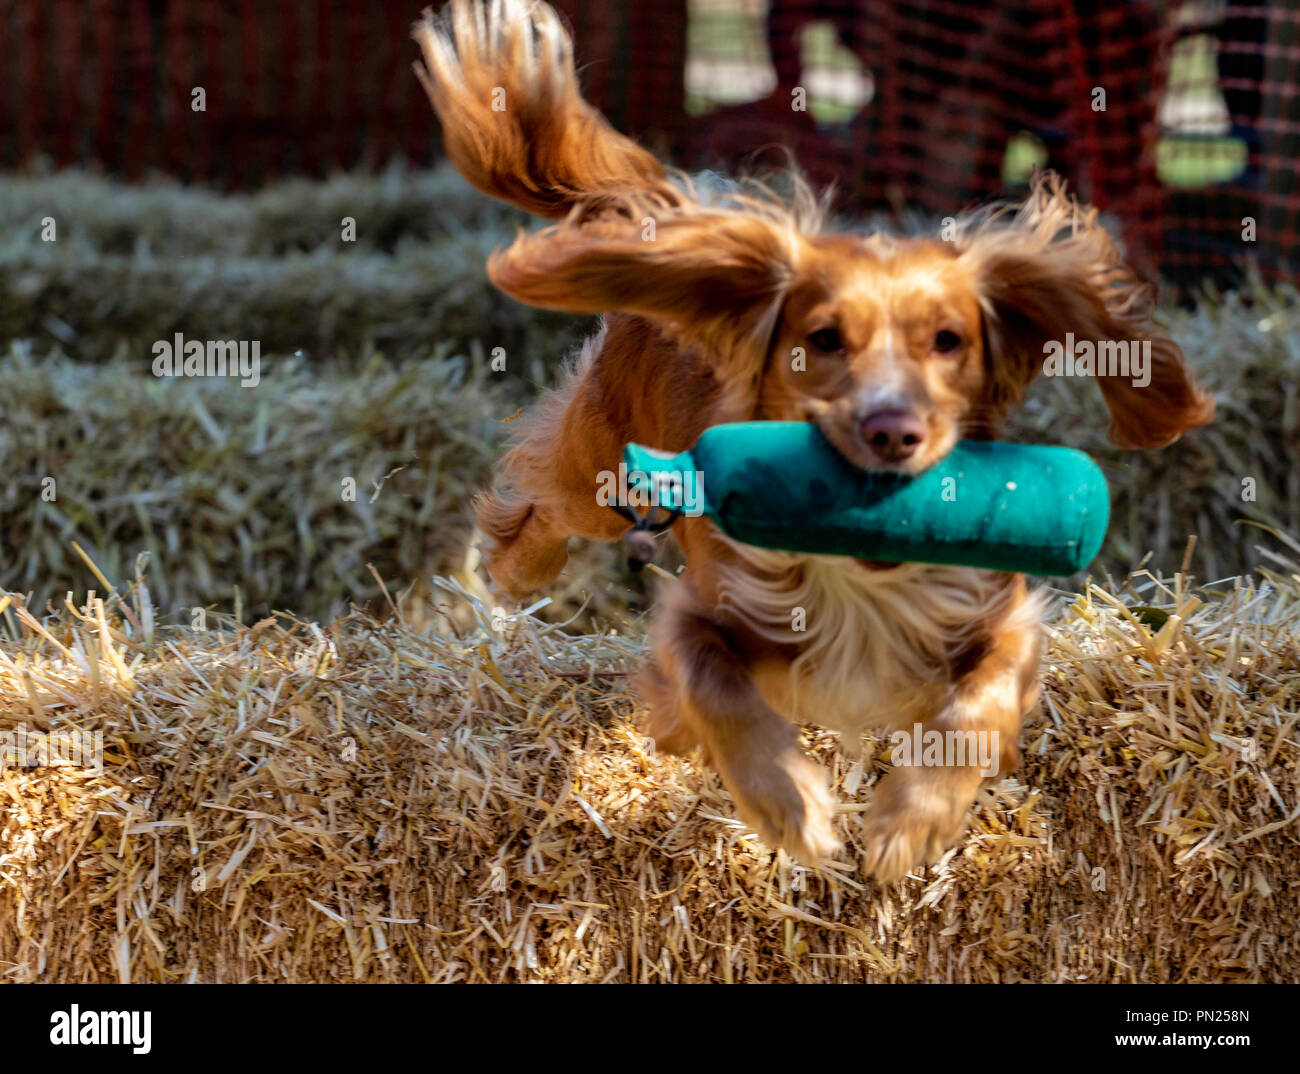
xmin=959 ymin=175 xmax=1214 ymax=449
xmin=488 ymin=205 xmax=802 ymax=362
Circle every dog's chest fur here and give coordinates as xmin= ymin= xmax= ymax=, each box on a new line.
xmin=712 ymin=540 xmax=1045 ymax=738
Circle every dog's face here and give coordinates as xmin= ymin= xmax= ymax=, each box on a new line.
xmin=765 ymin=236 xmax=989 ymax=474
xmin=487 ymin=178 xmax=1214 ymax=457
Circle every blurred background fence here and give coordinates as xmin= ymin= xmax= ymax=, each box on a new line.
xmin=1 ymin=0 xmax=1297 ymax=288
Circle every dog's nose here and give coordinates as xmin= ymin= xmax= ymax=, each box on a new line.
xmin=860 ymin=409 xmax=926 ymax=462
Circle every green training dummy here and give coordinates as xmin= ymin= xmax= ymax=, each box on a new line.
xmin=619 ymin=421 xmax=1109 ymax=576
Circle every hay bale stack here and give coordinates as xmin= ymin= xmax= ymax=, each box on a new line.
xmin=0 ymin=166 xmax=526 ymax=258
xmin=1 ymin=167 xmax=1296 ymax=589
xmin=0 ymin=346 xmax=507 ymax=623
xmin=2 ymin=552 xmax=1297 ymax=983
xmin=0 ymin=167 xmax=582 ymax=361
xmin=0 ymin=343 xmax=654 ymax=628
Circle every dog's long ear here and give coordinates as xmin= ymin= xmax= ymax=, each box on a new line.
xmin=488 ymin=203 xmax=802 ymax=367
xmin=959 ymin=176 xmax=1214 ymax=449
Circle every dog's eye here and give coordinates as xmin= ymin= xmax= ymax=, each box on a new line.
xmin=808 ymin=327 xmax=844 ymax=353
xmin=933 ymin=329 xmax=962 ymax=353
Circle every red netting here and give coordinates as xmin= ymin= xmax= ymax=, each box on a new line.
xmin=1 ymin=0 xmax=1295 ymax=288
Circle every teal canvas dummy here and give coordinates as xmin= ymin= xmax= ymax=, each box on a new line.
xmin=620 ymin=422 xmax=1109 ymax=576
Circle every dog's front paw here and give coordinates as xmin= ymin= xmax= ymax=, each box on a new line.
xmin=859 ymin=765 xmax=981 ymax=882
xmin=723 ymin=747 xmax=842 ymax=864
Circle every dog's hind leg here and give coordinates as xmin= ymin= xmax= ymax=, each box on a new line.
xmin=475 ymin=475 xmax=629 ymax=601
xmin=473 ymin=489 xmax=573 ymax=601
xmin=474 ymin=337 xmax=631 ymax=601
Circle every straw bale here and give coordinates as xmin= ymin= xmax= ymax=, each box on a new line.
xmin=2 ymin=547 xmax=1297 ymax=983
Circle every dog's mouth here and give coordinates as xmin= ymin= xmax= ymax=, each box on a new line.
xmin=810 ymin=410 xmax=957 ymax=478
xmin=854 ymin=557 xmax=902 ymax=572
xmin=801 ymin=411 xmax=952 ymax=572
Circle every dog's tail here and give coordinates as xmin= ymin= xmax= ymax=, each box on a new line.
xmin=413 ymin=0 xmax=677 ymax=219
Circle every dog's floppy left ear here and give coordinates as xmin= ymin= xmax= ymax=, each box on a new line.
xmin=960 ymin=176 xmax=1214 ymax=449
xmin=487 ymin=199 xmax=803 ymax=375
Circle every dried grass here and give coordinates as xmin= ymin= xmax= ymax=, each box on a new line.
xmin=2 ymin=541 xmax=1297 ymax=983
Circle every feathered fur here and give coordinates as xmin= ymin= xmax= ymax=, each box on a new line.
xmin=416 ymin=0 xmax=1214 ymax=878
